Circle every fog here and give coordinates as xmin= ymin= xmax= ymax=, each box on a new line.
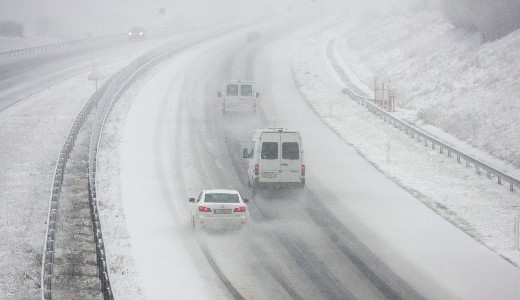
xmin=0 ymin=0 xmax=442 ymax=39
xmin=2 ymin=0 xmax=520 ymax=298
xmin=0 ymin=0 xmax=279 ymax=38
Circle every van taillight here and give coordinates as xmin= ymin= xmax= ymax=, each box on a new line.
xmin=301 ymin=165 xmax=305 ymax=176
xmin=220 ymin=98 xmax=225 ymax=106
xmin=252 ymin=99 xmax=257 ymax=107
xmin=254 ymin=164 xmax=259 ymax=175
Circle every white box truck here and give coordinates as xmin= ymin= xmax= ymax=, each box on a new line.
xmin=218 ymin=80 xmax=259 ymax=113
xmin=243 ymin=128 xmax=305 ymax=192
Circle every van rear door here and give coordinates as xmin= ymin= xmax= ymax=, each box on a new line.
xmin=280 ymin=133 xmax=301 ymax=183
xmin=225 ymin=83 xmax=239 ymax=109
xmin=259 ymin=132 xmax=280 ymax=183
xmin=239 ymin=83 xmax=254 ymax=110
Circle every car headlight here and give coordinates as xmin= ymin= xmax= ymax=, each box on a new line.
xmin=128 ymin=32 xmax=132 ymax=35
xmin=140 ymin=32 xmax=143 ymax=35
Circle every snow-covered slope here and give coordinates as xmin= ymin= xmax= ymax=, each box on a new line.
xmin=338 ymin=9 xmax=520 ymax=172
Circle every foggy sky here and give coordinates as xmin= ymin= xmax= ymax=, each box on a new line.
xmin=0 ymin=0 xmax=432 ymax=39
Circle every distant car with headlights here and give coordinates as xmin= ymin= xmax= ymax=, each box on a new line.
xmin=217 ymin=80 xmax=259 ymax=113
xmin=128 ymin=26 xmax=145 ymax=40
xmin=189 ymin=189 xmax=249 ymax=230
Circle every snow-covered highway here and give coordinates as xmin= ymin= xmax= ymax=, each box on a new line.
xmin=109 ymin=20 xmax=414 ymax=299
xmin=98 ymin=11 xmax=520 ymax=300
xmin=2 ymin=1 xmax=520 ymax=299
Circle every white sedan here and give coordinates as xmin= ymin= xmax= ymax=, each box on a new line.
xmin=189 ymin=189 xmax=249 ymax=230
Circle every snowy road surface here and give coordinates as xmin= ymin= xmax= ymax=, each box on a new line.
xmin=101 ymin=13 xmax=520 ymax=300
xmin=2 ymin=2 xmax=520 ymax=299
xmin=0 ymin=17 xmax=260 ymax=298
xmin=0 ymin=37 xmax=156 ymax=112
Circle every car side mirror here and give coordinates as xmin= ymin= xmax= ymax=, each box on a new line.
xmin=256 ymin=92 xmax=260 ymax=98
xmin=242 ymin=148 xmax=250 ymax=158
xmin=189 ymin=198 xmax=195 ymax=203
xmin=243 ymin=198 xmax=250 ymax=203
xmin=218 ymin=92 xmax=222 ymax=98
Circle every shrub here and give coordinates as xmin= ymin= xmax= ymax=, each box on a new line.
xmin=0 ymin=21 xmax=24 ymax=37
xmin=441 ymin=0 xmax=520 ymax=41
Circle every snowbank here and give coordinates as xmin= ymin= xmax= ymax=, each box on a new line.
xmin=339 ymin=10 xmax=520 ymax=171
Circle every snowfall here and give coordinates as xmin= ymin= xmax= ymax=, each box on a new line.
xmin=1 ymin=1 xmax=520 ymax=299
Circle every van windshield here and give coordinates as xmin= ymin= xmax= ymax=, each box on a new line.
xmin=261 ymin=142 xmax=278 ymax=159
xmin=240 ymin=84 xmax=253 ymax=96
xmin=282 ymin=142 xmax=299 ymax=159
xmin=226 ymin=84 xmax=238 ymax=96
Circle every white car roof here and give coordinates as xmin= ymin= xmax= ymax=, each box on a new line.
xmin=204 ymin=189 xmax=240 ymax=194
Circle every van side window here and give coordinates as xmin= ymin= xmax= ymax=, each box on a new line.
xmin=282 ymin=142 xmax=299 ymax=160
xmin=240 ymin=84 xmax=253 ymax=96
xmin=261 ymin=142 xmax=278 ymax=159
xmin=226 ymin=84 xmax=238 ymax=96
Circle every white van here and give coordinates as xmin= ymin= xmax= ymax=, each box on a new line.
xmin=218 ymin=80 xmax=259 ymax=113
xmin=243 ymin=128 xmax=305 ymax=191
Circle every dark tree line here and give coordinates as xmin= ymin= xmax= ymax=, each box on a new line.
xmin=441 ymin=0 xmax=520 ymax=41
xmin=0 ymin=21 xmax=24 ymax=37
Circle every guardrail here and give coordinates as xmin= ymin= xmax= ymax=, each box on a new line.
xmin=327 ymin=38 xmax=520 ymax=192
xmin=0 ymin=33 xmax=126 ymax=59
xmin=41 ymin=77 xmax=111 ymax=299
xmin=41 ymin=33 xmax=209 ymax=299
xmin=85 ymin=40 xmax=205 ymax=298
xmin=40 ymin=56 xmax=147 ymax=300
xmin=39 ymin=19 xmax=264 ymax=298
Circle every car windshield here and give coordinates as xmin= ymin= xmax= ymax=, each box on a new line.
xmin=204 ymin=193 xmax=240 ymax=203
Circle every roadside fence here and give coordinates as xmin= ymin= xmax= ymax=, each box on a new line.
xmin=1 ymin=33 xmax=126 ymax=59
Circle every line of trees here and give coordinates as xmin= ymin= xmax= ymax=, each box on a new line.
xmin=0 ymin=21 xmax=24 ymax=37
xmin=441 ymin=0 xmax=520 ymax=41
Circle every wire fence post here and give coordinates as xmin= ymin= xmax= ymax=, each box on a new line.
xmin=515 ymin=214 xmax=520 ymax=251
